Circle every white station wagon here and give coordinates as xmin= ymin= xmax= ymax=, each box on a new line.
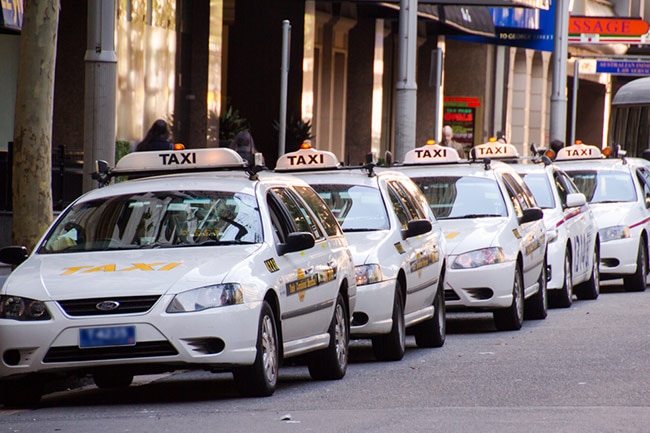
xmin=0 ymin=148 xmax=356 ymax=406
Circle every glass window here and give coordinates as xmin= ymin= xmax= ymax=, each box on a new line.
xmin=293 ymin=185 xmax=343 ymax=237
xmin=520 ymin=173 xmax=555 ymax=209
xmin=312 ymin=184 xmax=389 ymax=231
xmin=40 ymin=190 xmax=262 ymax=253
xmin=567 ymin=169 xmax=637 ymax=203
xmin=414 ymin=175 xmax=507 ymax=219
xmin=270 ymin=188 xmax=324 ymax=241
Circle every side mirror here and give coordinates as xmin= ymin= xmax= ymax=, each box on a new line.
xmin=0 ymin=246 xmax=29 ymax=266
xmin=520 ymin=207 xmax=544 ymax=224
xmin=277 ymin=232 xmax=315 ymax=256
xmin=401 ymin=219 xmax=432 ymax=240
xmin=565 ymin=192 xmax=586 ymax=208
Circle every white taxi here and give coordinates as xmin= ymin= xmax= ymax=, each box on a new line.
xmin=553 ymin=141 xmax=650 ymax=292
xmin=0 ymin=148 xmax=356 ymax=406
xmin=275 ymin=143 xmax=446 ymax=362
xmin=388 ymin=141 xmax=547 ymax=331
xmin=472 ymin=141 xmax=600 ymax=307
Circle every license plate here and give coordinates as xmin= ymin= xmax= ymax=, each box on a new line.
xmin=79 ymin=326 xmax=136 ymax=348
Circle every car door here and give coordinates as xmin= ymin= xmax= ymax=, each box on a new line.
xmin=501 ymin=173 xmax=546 ymax=294
xmin=554 ymin=169 xmax=591 ymax=281
xmin=267 ymin=187 xmax=337 ymax=342
xmin=384 ymin=179 xmax=440 ymax=317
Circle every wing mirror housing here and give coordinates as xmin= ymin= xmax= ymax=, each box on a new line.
xmin=519 ymin=207 xmax=544 ymax=224
xmin=278 ymin=232 xmax=316 ymax=256
xmin=401 ymin=219 xmax=432 ymax=240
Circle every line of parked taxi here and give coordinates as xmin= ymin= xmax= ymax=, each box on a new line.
xmin=0 ymin=138 xmax=646 ymax=407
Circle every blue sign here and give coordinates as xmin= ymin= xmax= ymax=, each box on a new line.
xmin=449 ymin=0 xmax=555 ymax=51
xmin=596 ymin=61 xmax=650 ymax=76
xmin=1 ymin=0 xmax=23 ymax=31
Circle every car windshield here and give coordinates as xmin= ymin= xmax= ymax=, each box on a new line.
xmin=566 ymin=169 xmax=637 ymax=204
xmin=39 ymin=190 xmax=262 ymax=253
xmin=311 ymin=184 xmax=389 ymax=231
xmin=519 ymin=173 xmax=555 ymax=208
xmin=413 ymin=176 xmax=507 ymax=219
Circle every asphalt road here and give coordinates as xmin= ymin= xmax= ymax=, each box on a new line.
xmin=1 ymin=281 xmax=649 ymax=433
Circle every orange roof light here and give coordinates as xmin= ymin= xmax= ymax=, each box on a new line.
xmin=574 ymin=140 xmax=582 ymax=145
xmin=602 ymin=146 xmax=613 ymax=157
xmin=544 ymin=149 xmax=556 ymax=159
xmin=300 ymin=140 xmax=312 ymax=150
xmin=488 ymin=137 xmax=497 ymax=142
xmin=173 ymin=143 xmax=185 ymax=150
xmin=426 ymin=139 xmax=436 ymax=145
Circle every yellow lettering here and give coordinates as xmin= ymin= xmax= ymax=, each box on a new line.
xmin=84 ymin=264 xmax=116 ymax=273
xmin=120 ymin=262 xmax=165 ymax=271
xmin=158 ymin=262 xmax=183 ymax=271
xmin=61 ymin=266 xmax=93 ymax=275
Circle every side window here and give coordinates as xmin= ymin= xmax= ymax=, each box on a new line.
xmin=393 ymin=179 xmax=431 ymax=220
xmin=293 ymin=185 xmax=343 ymax=237
xmin=503 ymin=173 xmax=535 ymax=210
xmin=388 ymin=180 xmax=423 ymax=220
xmin=553 ymin=172 xmax=569 ymax=206
xmin=636 ymin=167 xmax=650 ymax=208
xmin=501 ymin=175 xmax=524 ymax=218
xmin=386 ymin=184 xmax=410 ymax=230
xmin=270 ymin=187 xmax=324 ymax=241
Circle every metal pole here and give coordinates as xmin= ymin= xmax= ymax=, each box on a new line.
xmin=83 ymin=0 xmax=117 ymax=192
xmin=394 ymin=0 xmax=418 ymax=162
xmin=570 ymin=59 xmax=579 ymax=146
xmin=278 ymin=20 xmax=291 ymax=156
xmin=550 ymin=0 xmax=569 ymax=145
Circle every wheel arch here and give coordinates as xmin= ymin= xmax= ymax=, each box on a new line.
xmin=263 ymin=290 xmax=283 ymax=360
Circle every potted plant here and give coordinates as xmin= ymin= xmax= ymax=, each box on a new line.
xmin=215 ymin=106 xmax=249 ymax=148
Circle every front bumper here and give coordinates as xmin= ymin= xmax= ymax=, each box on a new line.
xmin=444 ymin=260 xmax=516 ymax=310
xmin=350 ymin=278 xmax=396 ymax=337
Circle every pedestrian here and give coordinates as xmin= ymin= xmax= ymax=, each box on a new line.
xmin=550 ymin=139 xmax=564 ymax=154
xmin=231 ymin=130 xmax=263 ymax=167
xmin=496 ymin=131 xmax=507 ymax=143
xmin=136 ymin=119 xmax=173 ymax=151
xmin=440 ymin=125 xmax=465 ymax=156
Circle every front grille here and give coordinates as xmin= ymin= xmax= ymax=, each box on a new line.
xmin=58 ymin=295 xmax=161 ymax=316
xmin=43 ymin=341 xmax=178 ymax=363
xmin=444 ymin=289 xmax=460 ymax=301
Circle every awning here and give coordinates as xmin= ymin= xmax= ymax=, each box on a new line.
xmin=376 ymin=2 xmax=496 ymax=38
xmin=356 ymin=0 xmax=549 ymax=10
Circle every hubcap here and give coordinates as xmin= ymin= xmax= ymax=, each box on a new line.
xmin=334 ymin=303 xmax=348 ymax=368
xmin=261 ymin=315 xmax=278 ymax=386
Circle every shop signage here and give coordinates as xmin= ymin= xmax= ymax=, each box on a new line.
xmin=443 ymin=97 xmax=480 ymax=147
xmin=1 ymin=0 xmax=23 ymax=31
xmin=569 ymin=17 xmax=648 ymax=36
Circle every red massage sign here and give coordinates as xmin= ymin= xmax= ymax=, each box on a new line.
xmin=569 ymin=16 xmax=649 ymax=36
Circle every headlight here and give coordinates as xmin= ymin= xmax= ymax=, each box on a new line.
xmin=355 ymin=264 xmax=383 ymax=286
xmin=167 ymin=283 xmax=244 ymax=313
xmin=452 ymin=247 xmax=506 ymax=269
xmin=599 ymin=225 xmax=630 ymax=243
xmin=0 ymin=295 xmax=51 ymax=321
xmin=546 ymin=228 xmax=559 ymax=243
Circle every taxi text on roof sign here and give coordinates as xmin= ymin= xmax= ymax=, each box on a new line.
xmin=275 ymin=144 xmax=340 ymax=172
xmin=114 ymin=148 xmax=247 ymax=174
xmin=403 ymin=141 xmax=462 ymax=165
xmin=554 ymin=142 xmax=603 ymax=161
xmin=471 ymin=141 xmax=520 ymax=159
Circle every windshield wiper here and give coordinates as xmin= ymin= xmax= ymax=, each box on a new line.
xmin=454 ymin=214 xmax=503 ymax=219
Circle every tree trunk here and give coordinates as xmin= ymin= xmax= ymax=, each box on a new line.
xmin=12 ymin=1 xmax=60 ymax=252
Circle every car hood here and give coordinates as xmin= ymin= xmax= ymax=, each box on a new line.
xmin=2 ymin=245 xmax=263 ymax=300
xmin=439 ymin=218 xmax=505 ymax=255
xmin=343 ymin=230 xmax=392 ymax=265
xmin=588 ymin=202 xmax=639 ymax=229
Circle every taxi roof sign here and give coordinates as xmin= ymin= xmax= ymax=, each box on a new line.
xmin=114 ymin=148 xmax=247 ymax=174
xmin=275 ymin=146 xmax=340 ymax=172
xmin=554 ymin=143 xmax=603 ymax=161
xmin=471 ymin=142 xmax=520 ymax=160
xmin=403 ymin=142 xmax=461 ymax=165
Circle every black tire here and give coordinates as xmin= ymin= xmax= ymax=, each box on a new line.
xmin=575 ymin=243 xmax=600 ymax=300
xmin=493 ymin=263 xmax=524 ymax=331
xmin=372 ymin=283 xmax=406 ymax=361
xmin=1 ymin=379 xmax=43 ymax=408
xmin=623 ymin=241 xmax=647 ymax=292
xmin=308 ymin=292 xmax=349 ymax=380
xmin=550 ymin=249 xmax=573 ymax=308
xmin=414 ymin=272 xmax=446 ymax=348
xmin=525 ymin=256 xmax=548 ymax=320
xmin=233 ymin=301 xmax=279 ymax=397
xmin=93 ymin=369 xmax=134 ymax=389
